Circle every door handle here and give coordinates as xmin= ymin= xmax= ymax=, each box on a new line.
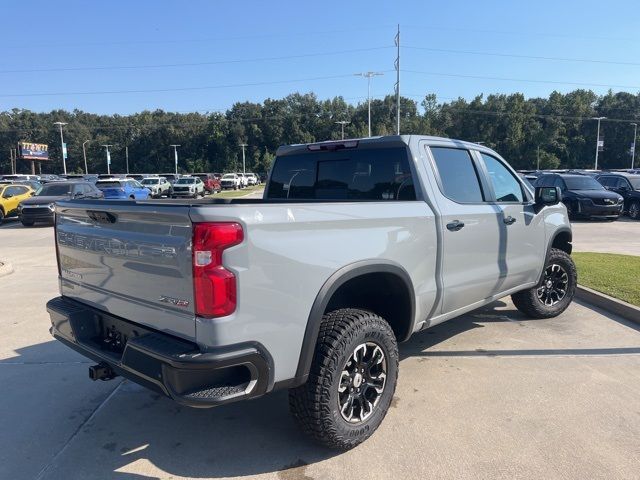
xmin=503 ymin=215 xmax=517 ymax=225
xmin=446 ymin=220 xmax=465 ymax=231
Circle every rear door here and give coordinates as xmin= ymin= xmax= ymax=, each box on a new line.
xmin=426 ymin=146 xmax=503 ymax=314
xmin=55 ymin=201 xmax=196 ymax=340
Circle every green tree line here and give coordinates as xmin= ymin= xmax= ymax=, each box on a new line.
xmin=1 ymin=89 xmax=639 ymax=175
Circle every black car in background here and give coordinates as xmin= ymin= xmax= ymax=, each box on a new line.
xmin=534 ymin=173 xmax=623 ymax=220
xmin=18 ymin=181 xmax=103 ymax=226
xmin=596 ymin=173 xmax=640 ymax=220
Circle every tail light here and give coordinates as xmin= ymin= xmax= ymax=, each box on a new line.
xmin=192 ymin=222 xmax=244 ymax=318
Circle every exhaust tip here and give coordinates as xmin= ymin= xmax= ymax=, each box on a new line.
xmin=88 ymin=363 xmax=117 ymax=381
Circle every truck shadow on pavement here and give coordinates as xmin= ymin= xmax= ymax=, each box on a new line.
xmin=4 ymin=300 xmax=639 ymax=479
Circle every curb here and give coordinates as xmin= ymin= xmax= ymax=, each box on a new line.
xmin=0 ymin=261 xmax=13 ymax=278
xmin=576 ymin=285 xmax=640 ymax=325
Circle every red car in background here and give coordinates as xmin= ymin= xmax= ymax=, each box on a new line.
xmin=192 ymin=173 xmax=221 ymax=194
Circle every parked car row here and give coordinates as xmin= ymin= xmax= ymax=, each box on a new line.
xmin=520 ymin=169 xmax=640 ymax=221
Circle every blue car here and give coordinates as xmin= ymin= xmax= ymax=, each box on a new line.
xmin=95 ymin=178 xmax=151 ymax=200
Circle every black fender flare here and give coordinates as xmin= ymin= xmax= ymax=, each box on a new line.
xmin=292 ymin=260 xmax=415 ymax=386
xmin=538 ymin=227 xmax=572 ymax=283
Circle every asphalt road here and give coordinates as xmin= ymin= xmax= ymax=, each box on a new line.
xmin=0 ymin=220 xmax=639 ymax=480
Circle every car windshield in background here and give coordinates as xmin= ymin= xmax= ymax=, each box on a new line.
xmin=267 ymin=147 xmax=416 ymax=201
xmin=96 ymin=181 xmax=122 ymax=188
xmin=38 ymin=184 xmax=72 ymax=196
xmin=564 ymin=176 xmax=604 ymax=190
xmin=175 ymin=178 xmax=196 ymax=184
xmin=141 ymin=178 xmax=159 ymax=185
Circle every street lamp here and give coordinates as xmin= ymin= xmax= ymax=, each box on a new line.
xmin=592 ymin=116 xmax=606 ymax=170
xmin=355 ymin=72 xmax=384 ymax=137
xmin=239 ymin=143 xmax=247 ymax=174
xmin=631 ymin=123 xmax=637 ymax=169
xmin=82 ymin=140 xmax=90 ymax=174
xmin=335 ymin=121 xmax=350 ymax=140
xmin=53 ymin=122 xmax=68 ymax=174
xmin=170 ymin=145 xmax=180 ymax=174
xmin=101 ymin=145 xmax=112 ymax=175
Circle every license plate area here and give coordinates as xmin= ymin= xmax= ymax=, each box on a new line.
xmin=87 ymin=314 xmax=151 ymax=360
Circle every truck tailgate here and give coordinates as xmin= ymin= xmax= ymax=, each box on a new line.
xmin=55 ymin=200 xmax=196 ymax=341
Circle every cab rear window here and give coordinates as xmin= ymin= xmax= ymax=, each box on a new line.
xmin=266 ymin=147 xmax=416 ymax=201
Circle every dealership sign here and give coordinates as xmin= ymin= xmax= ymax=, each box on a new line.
xmin=18 ymin=142 xmax=49 ymax=161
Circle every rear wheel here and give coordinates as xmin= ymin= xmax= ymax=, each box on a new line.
xmin=512 ymin=248 xmax=576 ymax=318
xmin=289 ymin=308 xmax=398 ymax=450
xmin=0 ymin=209 xmax=5 ymax=223
xmin=629 ymin=200 xmax=640 ymax=220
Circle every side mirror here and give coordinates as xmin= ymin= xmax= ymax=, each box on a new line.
xmin=535 ymin=186 xmax=560 ymax=211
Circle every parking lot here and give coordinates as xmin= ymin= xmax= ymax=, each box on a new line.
xmin=0 ymin=220 xmax=638 ymax=480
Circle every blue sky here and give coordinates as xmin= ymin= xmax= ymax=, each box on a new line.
xmin=1 ymin=0 xmax=639 ymax=114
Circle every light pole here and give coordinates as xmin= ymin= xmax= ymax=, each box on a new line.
xmin=170 ymin=145 xmax=180 ymax=174
xmin=592 ymin=116 xmax=606 ymax=170
xmin=101 ymin=145 xmax=112 ymax=175
xmin=239 ymin=143 xmax=247 ymax=174
xmin=82 ymin=140 xmax=90 ymax=174
xmin=53 ymin=122 xmax=68 ymax=174
xmin=631 ymin=123 xmax=637 ymax=169
xmin=355 ymin=72 xmax=384 ymax=137
xmin=335 ymin=121 xmax=350 ymax=140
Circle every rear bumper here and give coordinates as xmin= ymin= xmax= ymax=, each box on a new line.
xmin=47 ymin=296 xmax=272 ymax=408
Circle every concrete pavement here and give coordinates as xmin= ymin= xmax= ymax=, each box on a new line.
xmin=571 ymin=218 xmax=640 ymax=256
xmin=0 ymin=219 xmax=639 ymax=479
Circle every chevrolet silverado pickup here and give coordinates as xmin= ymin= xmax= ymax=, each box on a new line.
xmin=47 ymin=135 xmax=576 ymax=449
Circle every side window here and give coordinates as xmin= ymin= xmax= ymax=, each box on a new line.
xmin=479 ymin=154 xmax=524 ymax=202
xmin=430 ymin=147 xmax=484 ymax=203
xmin=598 ymin=177 xmax=612 ymax=187
xmin=15 ymin=186 xmax=28 ymax=195
xmin=615 ymin=178 xmax=629 ymax=189
xmin=4 ymin=186 xmax=17 ymax=196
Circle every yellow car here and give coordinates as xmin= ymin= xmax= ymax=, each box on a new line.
xmin=0 ymin=184 xmax=34 ymax=223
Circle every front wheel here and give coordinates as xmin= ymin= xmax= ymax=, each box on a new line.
xmin=511 ymin=248 xmax=576 ymax=319
xmin=629 ymin=200 xmax=640 ymax=220
xmin=289 ymin=308 xmax=398 ymax=450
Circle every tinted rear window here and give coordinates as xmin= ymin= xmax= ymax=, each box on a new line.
xmin=266 ymin=147 xmax=416 ymax=201
xmin=430 ymin=147 xmax=484 ymax=203
xmin=96 ymin=181 xmax=121 ymax=188
xmin=38 ymin=184 xmax=72 ymax=196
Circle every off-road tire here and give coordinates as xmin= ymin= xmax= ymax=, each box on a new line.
xmin=0 ymin=209 xmax=4 ymax=223
xmin=512 ymin=248 xmax=577 ymax=318
xmin=288 ymin=308 xmax=398 ymax=450
xmin=629 ymin=200 xmax=640 ymax=220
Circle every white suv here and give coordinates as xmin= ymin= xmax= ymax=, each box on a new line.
xmin=220 ymin=173 xmax=241 ymax=190
xmin=245 ymin=173 xmax=258 ymax=186
xmin=170 ymin=176 xmax=205 ymax=198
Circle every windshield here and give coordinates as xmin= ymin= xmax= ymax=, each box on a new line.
xmin=222 ymin=174 xmax=236 ymax=179
xmin=38 ymin=184 xmax=72 ymax=196
xmin=564 ymin=176 xmax=604 ymax=190
xmin=96 ymin=181 xmax=122 ymax=188
xmin=176 ymin=178 xmax=196 ymax=184
xmin=141 ymin=178 xmax=159 ymax=185
xmin=630 ymin=178 xmax=640 ymax=190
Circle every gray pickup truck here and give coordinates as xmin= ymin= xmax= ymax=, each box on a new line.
xmin=47 ymin=135 xmax=576 ymax=449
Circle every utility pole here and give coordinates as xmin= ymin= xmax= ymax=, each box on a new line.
xmin=125 ymin=146 xmax=129 ymax=174
xmin=82 ymin=140 xmax=90 ymax=174
xmin=335 ymin=121 xmax=350 ymax=140
xmin=53 ymin=121 xmax=68 ymax=174
xmin=9 ymin=148 xmax=16 ymax=174
xmin=592 ymin=116 xmax=606 ymax=170
xmin=102 ymin=145 xmax=112 ymax=175
xmin=170 ymin=145 xmax=180 ymax=174
xmin=394 ymin=24 xmax=400 ymax=135
xmin=631 ymin=123 xmax=637 ymax=169
xmin=239 ymin=143 xmax=247 ymax=174
xmin=537 ymin=145 xmax=540 ymax=170
xmin=355 ymin=71 xmax=384 ymax=137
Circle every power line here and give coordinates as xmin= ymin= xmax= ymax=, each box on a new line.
xmin=0 ymin=71 xmax=394 ymax=98
xmin=7 ymin=25 xmax=395 ymax=50
xmin=404 ymin=46 xmax=640 ymax=67
xmin=0 ymin=46 xmax=394 ymax=75
xmin=402 ymin=69 xmax=640 ymax=90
